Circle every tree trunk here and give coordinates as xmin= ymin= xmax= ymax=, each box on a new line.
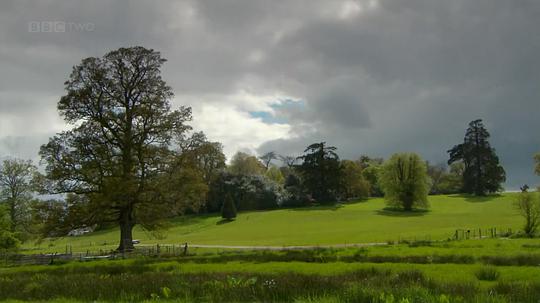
xmin=117 ymin=209 xmax=135 ymax=252
xmin=403 ymin=201 xmax=413 ymax=212
xmin=9 ymin=198 xmax=16 ymax=232
xmin=402 ymin=192 xmax=414 ymax=211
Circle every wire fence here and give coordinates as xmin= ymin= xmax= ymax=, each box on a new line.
xmin=453 ymin=227 xmax=514 ymax=240
xmin=1 ymin=227 xmax=518 ymax=266
xmin=1 ymin=243 xmax=190 ymax=266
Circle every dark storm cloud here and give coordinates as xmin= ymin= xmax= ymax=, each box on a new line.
xmin=258 ymin=0 xmax=540 ymax=189
xmin=0 ymin=0 xmax=539 ymax=189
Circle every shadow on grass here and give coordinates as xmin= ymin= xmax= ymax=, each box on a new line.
xmin=375 ymin=207 xmax=430 ymax=217
xmin=164 ymin=214 xmax=222 ymax=236
xmin=341 ymin=198 xmax=370 ymax=204
xmin=169 ymin=213 xmax=217 ymax=225
xmin=289 ymin=203 xmax=344 ymax=212
xmin=216 ymin=219 xmax=235 ymax=225
xmin=447 ymin=194 xmax=502 ymax=203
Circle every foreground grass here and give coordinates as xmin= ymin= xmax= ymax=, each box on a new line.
xmin=9 ymin=193 xmax=537 ymax=302
xmin=2 ymin=253 xmax=540 ymax=302
xmin=24 ymin=194 xmax=522 ymax=254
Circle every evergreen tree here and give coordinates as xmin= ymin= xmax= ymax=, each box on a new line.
xmin=448 ymin=119 xmax=506 ymax=196
xmin=221 ymin=194 xmax=237 ymax=220
xmin=297 ymin=142 xmax=342 ymax=203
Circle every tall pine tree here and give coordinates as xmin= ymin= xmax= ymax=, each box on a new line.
xmin=297 ymin=142 xmax=342 ymax=203
xmin=448 ymin=119 xmax=506 ymax=196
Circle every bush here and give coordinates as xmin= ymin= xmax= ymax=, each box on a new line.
xmin=514 ymin=190 xmax=540 ymax=237
xmin=208 ymin=172 xmax=284 ymax=212
xmin=221 ymin=194 xmax=237 ymax=220
xmin=0 ymin=230 xmax=20 ymax=251
xmin=481 ymin=254 xmax=540 ymax=266
xmin=281 ymin=174 xmax=310 ymax=207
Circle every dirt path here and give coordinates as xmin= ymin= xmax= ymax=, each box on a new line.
xmin=179 ymin=242 xmax=388 ymax=250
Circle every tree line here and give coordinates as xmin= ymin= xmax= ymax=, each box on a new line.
xmin=0 ymin=46 xmax=538 ymax=251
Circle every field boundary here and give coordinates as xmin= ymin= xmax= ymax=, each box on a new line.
xmin=175 ymin=242 xmax=389 ymax=250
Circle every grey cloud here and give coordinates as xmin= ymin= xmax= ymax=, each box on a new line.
xmin=1 ymin=0 xmax=539 ymax=189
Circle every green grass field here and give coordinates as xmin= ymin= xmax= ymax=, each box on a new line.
xmin=25 ymin=193 xmax=523 ymax=253
xmin=4 ymin=241 xmax=540 ymax=302
xmin=6 ymin=193 xmax=540 ymax=302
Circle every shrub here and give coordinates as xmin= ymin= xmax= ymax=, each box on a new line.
xmin=0 ymin=230 xmax=20 ymax=251
xmin=481 ymin=254 xmax=540 ymax=266
xmin=281 ymin=174 xmax=310 ymax=207
xmin=221 ymin=194 xmax=237 ymax=220
xmin=514 ymin=190 xmax=540 ymax=237
xmin=208 ymin=172 xmax=284 ymax=212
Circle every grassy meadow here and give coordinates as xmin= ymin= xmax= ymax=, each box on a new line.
xmin=4 ymin=192 xmax=540 ymax=302
xmin=24 ymin=193 xmax=522 ymax=254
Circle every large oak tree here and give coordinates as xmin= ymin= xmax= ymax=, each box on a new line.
xmin=40 ymin=47 xmax=195 ymax=251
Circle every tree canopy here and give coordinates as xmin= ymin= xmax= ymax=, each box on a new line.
xmin=358 ymin=157 xmax=384 ymax=197
xmin=297 ymin=142 xmax=342 ymax=203
xmin=340 ymin=160 xmax=369 ymax=200
xmin=448 ymin=119 xmax=506 ymax=196
xmin=514 ymin=188 xmax=540 ymax=237
xmin=379 ymin=153 xmax=430 ymax=211
xmin=259 ymin=151 xmax=278 ymax=170
xmin=265 ymin=166 xmax=285 ymax=184
xmin=229 ymin=152 xmax=265 ymax=176
xmin=0 ymin=204 xmax=20 ymax=251
xmin=0 ymin=158 xmax=38 ymax=237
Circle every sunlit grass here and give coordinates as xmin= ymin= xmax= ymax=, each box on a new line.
xmin=22 ymin=193 xmax=523 ymax=254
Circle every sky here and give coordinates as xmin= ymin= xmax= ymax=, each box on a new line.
xmin=0 ymin=0 xmax=539 ymax=189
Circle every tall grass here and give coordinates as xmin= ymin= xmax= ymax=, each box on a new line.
xmin=475 ymin=266 xmax=500 ymax=281
xmin=0 ymin=262 xmax=538 ymax=302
